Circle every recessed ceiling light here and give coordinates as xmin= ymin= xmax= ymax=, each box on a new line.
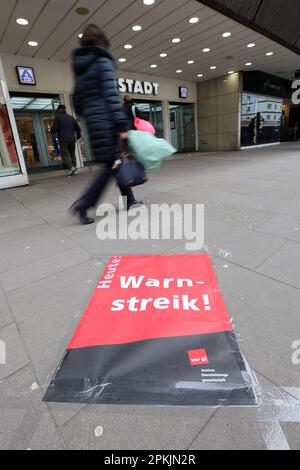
xmin=119 ymin=58 xmax=126 ymax=62
xmin=124 ymin=44 xmax=133 ymax=49
xmin=210 ymin=66 xmax=216 ymax=70
xmin=75 ymin=7 xmax=90 ymax=15
xmin=228 ymin=71 xmax=234 ymax=74
xmin=150 ymin=64 xmax=158 ymax=68
xmin=143 ymin=0 xmax=155 ymax=5
xmin=16 ymin=18 xmax=29 ymax=26
xmin=172 ymin=38 xmax=181 ymax=44
xmin=247 ymin=43 xmax=255 ymax=48
xmin=266 ymin=51 xmax=274 ymax=56
xmin=189 ymin=17 xmax=199 ymax=24
xmin=28 ymin=41 xmax=38 ymax=47
xmin=202 ymin=48 xmax=210 ymax=53
xmin=160 ymin=53 xmax=167 ymax=58
xmin=78 ymin=33 xmax=83 ymax=38
xmin=132 ymin=25 xmax=142 ymax=31
xmin=245 ymin=62 xmax=252 ymax=66
xmin=187 ymin=60 xmax=194 ymax=64
xmin=222 ymin=32 xmax=231 ymax=37
xmin=176 ymin=70 xmax=182 ymax=73
xmin=197 ymin=74 xmax=204 ymax=77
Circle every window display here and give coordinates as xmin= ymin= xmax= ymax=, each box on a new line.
xmin=0 ymin=83 xmax=21 ymax=176
xmin=241 ymin=93 xmax=283 ymax=147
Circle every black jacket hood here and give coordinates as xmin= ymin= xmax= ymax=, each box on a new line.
xmin=73 ymin=45 xmax=114 ymax=76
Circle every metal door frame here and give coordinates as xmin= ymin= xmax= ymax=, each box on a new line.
xmin=168 ymin=102 xmax=196 ymax=153
xmin=14 ymin=112 xmax=49 ymax=169
xmin=14 ymin=111 xmax=62 ymax=169
xmin=39 ymin=112 xmax=62 ymax=167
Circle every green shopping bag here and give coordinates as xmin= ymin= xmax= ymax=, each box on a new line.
xmin=128 ymin=130 xmax=177 ymax=170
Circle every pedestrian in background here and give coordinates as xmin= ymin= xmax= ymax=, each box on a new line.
xmin=70 ymin=24 xmax=139 ymax=225
xmin=123 ymin=95 xmax=144 ymax=130
xmin=248 ymin=117 xmax=256 ymax=145
xmin=51 ymin=104 xmax=81 ymax=176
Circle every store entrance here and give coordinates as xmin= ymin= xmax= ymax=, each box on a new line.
xmin=134 ymin=99 xmax=164 ymax=138
xmin=11 ymin=94 xmax=61 ymax=171
xmin=73 ymin=98 xmax=165 ymax=165
xmin=169 ymin=103 xmax=196 ymax=153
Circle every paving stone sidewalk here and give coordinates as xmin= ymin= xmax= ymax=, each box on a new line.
xmin=0 ymin=143 xmax=300 ymax=450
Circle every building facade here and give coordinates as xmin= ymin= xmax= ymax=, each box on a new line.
xmin=0 ymin=52 xmax=297 ymax=190
xmin=0 ymin=57 xmax=28 ymax=188
xmin=0 ymin=53 xmax=198 ymax=189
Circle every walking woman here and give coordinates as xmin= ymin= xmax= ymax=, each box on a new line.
xmin=123 ymin=95 xmax=145 ymax=130
xmin=71 ymin=24 xmax=138 ymax=224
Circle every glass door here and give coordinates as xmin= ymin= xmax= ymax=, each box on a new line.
xmin=169 ymin=103 xmax=196 ymax=152
xmin=12 ymin=94 xmax=61 ymax=171
xmin=41 ymin=114 xmax=62 ymax=166
xmin=134 ymin=100 xmax=164 ymax=138
xmin=77 ymin=118 xmax=93 ymax=164
xmin=15 ymin=114 xmax=47 ymax=169
xmin=150 ymin=101 xmax=164 ymax=138
xmin=15 ymin=113 xmax=64 ymax=170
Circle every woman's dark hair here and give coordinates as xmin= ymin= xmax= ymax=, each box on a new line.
xmin=80 ymin=24 xmax=110 ymax=48
xmin=123 ymin=95 xmax=133 ymax=104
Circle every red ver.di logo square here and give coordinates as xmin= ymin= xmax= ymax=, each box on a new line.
xmin=188 ymin=348 xmax=209 ymax=366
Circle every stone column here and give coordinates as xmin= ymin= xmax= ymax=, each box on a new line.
xmin=197 ymin=72 xmax=241 ymax=151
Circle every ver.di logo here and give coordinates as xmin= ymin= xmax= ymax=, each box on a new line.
xmin=188 ymin=348 xmax=209 ymax=367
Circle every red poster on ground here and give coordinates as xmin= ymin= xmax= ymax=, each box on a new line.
xmin=44 ymin=254 xmax=257 ymax=406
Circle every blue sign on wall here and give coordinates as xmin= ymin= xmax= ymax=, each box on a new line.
xmin=179 ymin=86 xmax=188 ymax=98
xmin=16 ymin=66 xmax=36 ymax=86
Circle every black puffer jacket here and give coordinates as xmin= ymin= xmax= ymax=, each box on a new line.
xmin=51 ymin=113 xmax=81 ymax=142
xmin=72 ymin=45 xmax=128 ymax=163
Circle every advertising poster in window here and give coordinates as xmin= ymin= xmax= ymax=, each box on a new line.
xmin=0 ymin=82 xmax=20 ymax=174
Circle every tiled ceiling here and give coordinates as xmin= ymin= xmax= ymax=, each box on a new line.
xmin=0 ymin=0 xmax=299 ymax=82
xmin=198 ymin=0 xmax=300 ymax=55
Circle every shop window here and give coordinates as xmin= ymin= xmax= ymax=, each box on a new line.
xmin=0 ymin=86 xmax=21 ymax=176
xmin=241 ymin=93 xmax=283 ymax=147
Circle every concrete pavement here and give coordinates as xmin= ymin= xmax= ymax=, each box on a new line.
xmin=0 ymin=143 xmax=300 ymax=450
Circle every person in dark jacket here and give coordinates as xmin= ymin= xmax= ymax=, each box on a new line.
xmin=51 ymin=105 xmax=81 ymax=176
xmin=70 ymin=24 xmax=138 ymax=224
xmin=248 ymin=118 xmax=256 ymax=145
xmin=123 ymin=95 xmax=144 ymax=130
